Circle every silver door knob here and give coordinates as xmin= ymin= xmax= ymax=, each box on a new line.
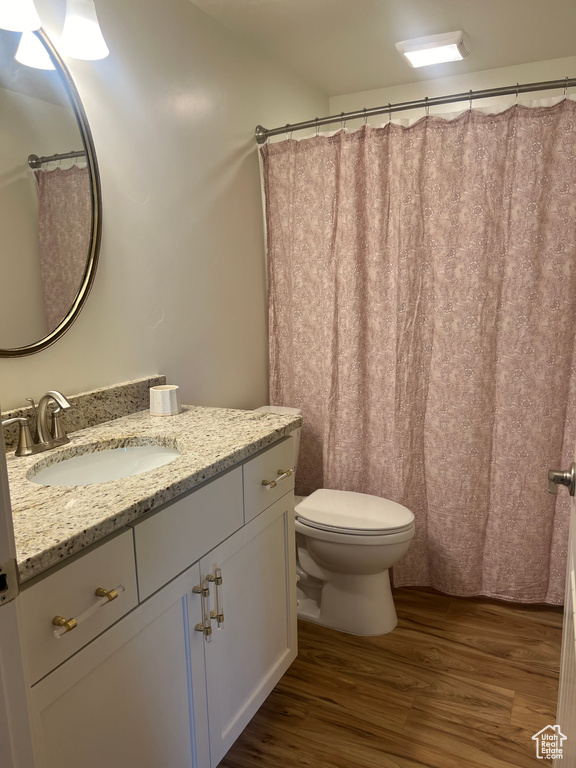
xmin=548 ymin=463 xmax=576 ymax=496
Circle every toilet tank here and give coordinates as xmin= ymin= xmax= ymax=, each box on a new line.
xmin=255 ymin=406 xmax=301 ymax=469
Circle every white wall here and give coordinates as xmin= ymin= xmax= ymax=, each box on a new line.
xmin=330 ymin=55 xmax=576 ymax=123
xmin=0 ymin=0 xmax=328 ymax=411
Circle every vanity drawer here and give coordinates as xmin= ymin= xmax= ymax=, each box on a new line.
xmin=132 ymin=467 xmax=243 ymax=601
xmin=243 ymin=437 xmax=295 ymax=523
xmin=19 ymin=529 xmax=138 ymax=685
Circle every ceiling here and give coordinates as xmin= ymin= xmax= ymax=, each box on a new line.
xmin=190 ymin=0 xmax=576 ymax=97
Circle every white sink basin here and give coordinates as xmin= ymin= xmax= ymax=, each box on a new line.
xmin=29 ymin=445 xmax=182 ymax=487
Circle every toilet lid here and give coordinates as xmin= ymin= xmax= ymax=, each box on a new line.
xmin=295 ymin=489 xmax=414 ymax=535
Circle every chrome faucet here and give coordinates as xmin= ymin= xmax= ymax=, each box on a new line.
xmin=2 ymin=391 xmax=72 ymax=457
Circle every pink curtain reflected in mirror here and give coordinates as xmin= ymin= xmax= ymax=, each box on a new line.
xmin=35 ymin=165 xmax=91 ymax=332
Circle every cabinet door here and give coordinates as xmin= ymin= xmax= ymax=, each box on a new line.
xmin=29 ymin=564 xmax=210 ymax=768
xmin=201 ymin=492 xmax=297 ymax=767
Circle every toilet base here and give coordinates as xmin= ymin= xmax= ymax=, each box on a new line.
xmin=297 ymin=568 xmax=398 ymax=636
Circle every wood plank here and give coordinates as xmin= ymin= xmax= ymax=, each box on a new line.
xmin=276 ymin=663 xmax=414 ymax=732
xmin=445 ymin=596 xmax=563 ymax=630
xmin=402 ymin=707 xmax=539 ymax=768
xmin=282 ymin=648 xmax=514 ymax=729
xmin=364 ymin=612 xmax=560 ymax=703
xmin=510 ymin=692 xmax=558 ymax=734
xmin=394 ymin=590 xmax=562 ymax=677
xmin=297 ymin=704 xmax=517 ymax=768
xmin=220 ymin=730 xmax=407 ymax=768
xmin=390 ymin=586 xmax=454 ymax=619
xmin=408 ymin=680 xmax=514 ymax=728
xmin=251 ymin=688 xmax=313 ymax=734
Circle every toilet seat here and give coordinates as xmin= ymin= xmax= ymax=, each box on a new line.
xmin=295 ymin=489 xmax=414 ymax=536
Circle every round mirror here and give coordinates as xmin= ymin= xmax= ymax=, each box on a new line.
xmin=0 ymin=28 xmax=101 ymax=357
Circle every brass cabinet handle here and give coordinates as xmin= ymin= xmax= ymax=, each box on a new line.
xmin=207 ymin=568 xmax=224 ymax=627
xmin=262 ymin=467 xmax=294 ymax=490
xmin=193 ymin=580 xmax=212 ymax=641
xmin=52 ymin=616 xmax=77 ymax=634
xmin=95 ymin=587 xmax=119 ymax=602
xmin=52 ymin=584 xmax=125 ymax=639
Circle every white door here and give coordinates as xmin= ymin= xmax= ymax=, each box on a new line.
xmin=0 ymin=420 xmax=36 ymax=768
xmin=551 ymin=455 xmax=576 ymax=765
xmin=550 ymin=458 xmax=576 ymax=765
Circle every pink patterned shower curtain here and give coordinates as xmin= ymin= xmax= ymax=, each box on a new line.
xmin=36 ymin=165 xmax=91 ymax=332
xmin=262 ymin=99 xmax=576 ymax=604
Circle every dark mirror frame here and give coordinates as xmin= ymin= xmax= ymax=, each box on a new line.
xmin=0 ymin=28 xmax=102 ymax=358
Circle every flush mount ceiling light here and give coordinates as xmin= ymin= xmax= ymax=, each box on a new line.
xmin=0 ymin=0 xmax=41 ymax=32
xmin=395 ymin=30 xmax=470 ymax=69
xmin=59 ymin=0 xmax=109 ymax=60
xmin=15 ymin=31 xmax=55 ymax=69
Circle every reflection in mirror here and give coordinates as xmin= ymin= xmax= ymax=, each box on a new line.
xmin=0 ymin=28 xmax=100 ymax=356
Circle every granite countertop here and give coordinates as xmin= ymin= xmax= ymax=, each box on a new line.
xmin=7 ymin=405 xmax=301 ymax=583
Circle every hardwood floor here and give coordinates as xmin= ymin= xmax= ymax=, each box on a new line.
xmin=220 ymin=589 xmax=563 ymax=768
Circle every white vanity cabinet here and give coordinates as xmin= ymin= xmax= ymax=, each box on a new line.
xmin=20 ymin=436 xmax=297 ymax=768
xmin=28 ymin=563 xmax=210 ymax=768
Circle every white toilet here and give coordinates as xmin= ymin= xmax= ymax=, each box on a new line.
xmin=257 ymin=406 xmax=415 ymax=636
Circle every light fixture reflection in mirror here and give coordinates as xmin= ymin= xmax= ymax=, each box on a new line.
xmin=0 ymin=28 xmax=101 ymax=357
xmin=15 ymin=31 xmax=55 ymax=69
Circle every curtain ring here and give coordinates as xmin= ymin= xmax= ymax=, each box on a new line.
xmin=363 ymin=107 xmax=368 ymax=125
xmin=285 ymin=123 xmax=293 ymax=139
xmin=340 ymin=111 xmax=346 ymax=131
xmin=564 ymin=77 xmax=569 ymax=97
xmin=388 ymin=103 xmax=392 ymax=123
xmin=469 ymin=90 xmax=473 ymax=111
xmin=315 ymin=117 xmax=320 ymax=137
xmin=515 ymin=83 xmax=519 ymax=106
xmin=424 ymin=96 xmax=429 ymax=117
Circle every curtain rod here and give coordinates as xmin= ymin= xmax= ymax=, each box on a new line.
xmin=254 ymin=77 xmax=576 ymax=144
xmin=28 ymin=150 xmax=86 ymax=169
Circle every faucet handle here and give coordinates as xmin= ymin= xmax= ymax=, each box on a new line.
xmin=51 ymin=407 xmax=69 ymax=442
xmin=1 ymin=417 xmax=36 ymax=457
xmin=26 ymin=397 xmax=39 ymax=441
xmin=37 ymin=391 xmax=72 ymax=445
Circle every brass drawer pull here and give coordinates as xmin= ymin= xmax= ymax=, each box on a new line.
xmin=52 ymin=616 xmax=77 ymax=634
xmin=95 ymin=587 xmax=119 ymax=602
xmin=193 ymin=580 xmax=212 ymax=641
xmin=262 ymin=468 xmax=294 ymax=490
xmin=207 ymin=568 xmax=224 ymax=628
xmin=52 ymin=584 xmax=125 ymax=639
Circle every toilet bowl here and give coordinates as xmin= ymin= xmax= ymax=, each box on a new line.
xmin=256 ymin=407 xmax=415 ymax=636
xmin=295 ymin=489 xmax=414 ymax=634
